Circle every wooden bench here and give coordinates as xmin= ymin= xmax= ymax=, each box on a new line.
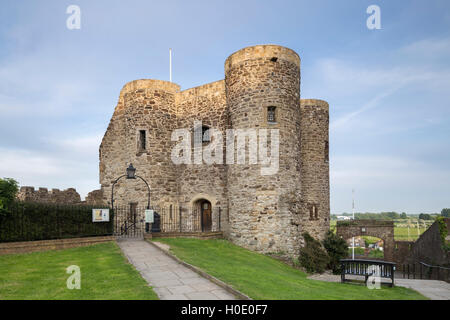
xmin=340 ymin=259 xmax=396 ymax=287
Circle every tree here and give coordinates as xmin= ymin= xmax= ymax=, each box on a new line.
xmin=0 ymin=178 xmax=19 ymax=215
xmin=400 ymin=212 xmax=407 ymax=219
xmin=322 ymin=230 xmax=348 ymax=274
xmin=419 ymin=213 xmax=432 ymax=220
xmin=441 ymin=208 xmax=450 ymax=218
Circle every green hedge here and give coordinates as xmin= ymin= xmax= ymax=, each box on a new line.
xmin=0 ymin=202 xmax=113 ymax=243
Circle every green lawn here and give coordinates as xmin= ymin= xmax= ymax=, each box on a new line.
xmin=154 ymin=238 xmax=426 ymax=300
xmin=0 ymin=242 xmax=158 ymax=300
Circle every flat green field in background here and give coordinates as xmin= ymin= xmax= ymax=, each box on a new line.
xmin=330 ymin=220 xmax=431 ymax=241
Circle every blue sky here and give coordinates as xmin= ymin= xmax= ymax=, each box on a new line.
xmin=0 ymin=0 xmax=449 ymax=213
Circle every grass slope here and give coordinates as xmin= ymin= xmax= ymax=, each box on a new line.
xmin=154 ymin=238 xmax=426 ymax=300
xmin=0 ymin=242 xmax=158 ymax=300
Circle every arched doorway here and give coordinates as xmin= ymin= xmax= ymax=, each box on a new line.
xmin=196 ymin=199 xmax=212 ymax=232
xmin=336 ymin=220 xmax=395 ymax=261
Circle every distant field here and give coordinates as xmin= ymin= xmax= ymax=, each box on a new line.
xmin=331 ymin=220 xmax=430 ymax=241
xmin=394 ymin=227 xmax=424 ymax=241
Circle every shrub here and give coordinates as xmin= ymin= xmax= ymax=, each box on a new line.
xmin=322 ymin=230 xmax=348 ymax=274
xmin=299 ymin=232 xmax=329 ymax=274
xmin=0 ymin=201 xmax=112 ymax=242
xmin=0 ymin=178 xmax=19 ymax=216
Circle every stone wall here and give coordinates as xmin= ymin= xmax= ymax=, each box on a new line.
xmin=17 ymin=186 xmax=81 ymax=204
xmin=176 ymin=80 xmax=229 ymax=234
xmin=299 ymin=99 xmax=330 ymax=241
xmin=0 ymin=236 xmax=113 ymax=255
xmin=336 ymin=220 xmax=395 ymax=262
xmin=225 ymin=45 xmax=303 ymax=256
xmin=99 ymin=44 xmax=331 ymax=257
xmin=100 ymin=79 xmax=180 ymax=209
xmin=405 ymin=218 xmax=450 ymax=266
xmin=85 ymin=189 xmax=104 ymax=205
xmin=394 ymin=240 xmax=414 ymax=264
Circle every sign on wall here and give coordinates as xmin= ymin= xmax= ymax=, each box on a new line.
xmin=92 ymin=209 xmax=110 ymax=222
xmin=145 ymin=209 xmax=154 ymax=223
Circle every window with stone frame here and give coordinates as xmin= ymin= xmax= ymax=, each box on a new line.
xmin=138 ymin=130 xmax=146 ymax=151
xmin=267 ymin=106 xmax=277 ymax=123
xmin=309 ymin=204 xmax=319 ymax=220
xmin=324 ymin=140 xmax=329 ymax=162
xmin=194 ymin=125 xmax=211 ymax=143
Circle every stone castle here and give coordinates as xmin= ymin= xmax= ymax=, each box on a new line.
xmin=99 ymin=45 xmax=330 ymax=256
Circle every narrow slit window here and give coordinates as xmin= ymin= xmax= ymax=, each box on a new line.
xmin=139 ymin=130 xmax=146 ymax=150
xmin=325 ymin=140 xmax=329 ymax=162
xmin=194 ymin=125 xmax=210 ymax=143
xmin=267 ymin=106 xmax=276 ymax=123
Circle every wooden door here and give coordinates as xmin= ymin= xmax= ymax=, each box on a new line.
xmin=201 ymin=201 xmax=212 ymax=232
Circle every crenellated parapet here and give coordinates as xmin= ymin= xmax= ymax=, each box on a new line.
xmin=17 ymin=186 xmax=81 ymax=204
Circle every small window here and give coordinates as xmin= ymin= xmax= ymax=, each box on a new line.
xmin=202 ymin=126 xmax=210 ymax=143
xmin=309 ymin=204 xmax=318 ymax=220
xmin=325 ymin=140 xmax=329 ymax=162
xmin=195 ymin=125 xmax=210 ymax=143
xmin=267 ymin=106 xmax=276 ymax=123
xmin=139 ymin=130 xmax=146 ymax=150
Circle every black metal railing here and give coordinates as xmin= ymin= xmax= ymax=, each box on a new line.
xmin=156 ymin=206 xmax=222 ymax=233
xmin=400 ymin=262 xmax=450 ymax=282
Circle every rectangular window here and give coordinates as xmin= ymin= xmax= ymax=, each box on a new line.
xmin=267 ymin=106 xmax=276 ymax=123
xmin=325 ymin=140 xmax=329 ymax=162
xmin=139 ymin=130 xmax=146 ymax=150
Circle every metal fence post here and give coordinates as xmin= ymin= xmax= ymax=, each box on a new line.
xmin=179 ymin=206 xmax=182 ymax=232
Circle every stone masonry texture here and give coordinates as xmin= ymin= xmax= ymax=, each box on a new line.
xmin=17 ymin=186 xmax=81 ymax=204
xmin=99 ymin=45 xmax=330 ymax=257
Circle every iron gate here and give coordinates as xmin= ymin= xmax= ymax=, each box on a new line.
xmin=113 ymin=205 xmax=145 ymax=239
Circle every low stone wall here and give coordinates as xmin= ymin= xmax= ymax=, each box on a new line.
xmin=393 ymin=241 xmax=415 ymax=264
xmin=406 ymin=218 xmax=450 ymax=266
xmin=0 ymin=236 xmax=114 ymax=255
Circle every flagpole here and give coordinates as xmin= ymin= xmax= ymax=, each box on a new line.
xmin=169 ymin=48 xmax=172 ymax=83
xmin=352 ymin=188 xmax=355 ymax=260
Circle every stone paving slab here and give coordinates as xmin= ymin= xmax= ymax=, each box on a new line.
xmin=117 ymin=239 xmax=236 ymax=300
xmin=308 ymin=272 xmax=450 ymax=300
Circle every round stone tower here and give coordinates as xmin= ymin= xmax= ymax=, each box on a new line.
xmin=224 ymin=45 xmax=302 ymax=255
xmin=100 ymin=79 xmax=180 ymax=208
xmin=299 ymin=99 xmax=330 ymax=239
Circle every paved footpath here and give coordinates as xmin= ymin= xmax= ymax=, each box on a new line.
xmin=308 ymin=273 xmax=450 ymax=300
xmin=117 ymin=239 xmax=236 ymax=300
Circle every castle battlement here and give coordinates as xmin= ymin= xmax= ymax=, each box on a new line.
xmin=17 ymin=186 xmax=81 ymax=204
